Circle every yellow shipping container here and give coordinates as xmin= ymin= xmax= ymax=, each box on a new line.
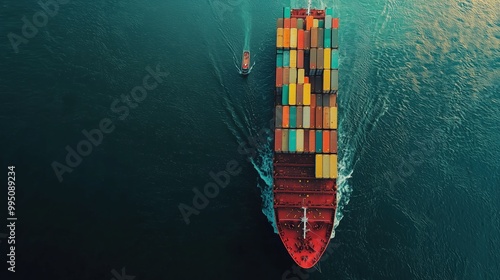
xmin=315 ymin=154 xmax=323 ymax=178
xmin=324 ymin=48 xmax=331 ymax=69
xmin=297 ymin=69 xmax=305 ymax=84
xmin=330 ymin=154 xmax=338 ymax=178
xmin=289 ymin=83 xmax=297 ymax=105
xmin=323 ymin=154 xmax=330 ymax=178
xmin=296 ymin=129 xmax=304 ymax=152
xmin=290 ymin=28 xmax=298 ymax=49
xmin=290 ymin=50 xmax=297 ymax=68
xmin=289 ymin=68 xmax=297 ymax=84
xmin=323 ymin=69 xmax=331 ymax=92
xmin=330 ymin=107 xmax=337 ymax=129
xmin=283 ymin=28 xmax=290 ymax=48
xmin=276 ymin=28 xmax=284 ymax=48
xmin=313 ymin=19 xmax=319 ymax=28
xmin=303 ymin=83 xmax=311 ymax=105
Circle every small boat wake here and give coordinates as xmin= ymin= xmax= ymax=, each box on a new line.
xmin=235 ymin=60 xmax=256 ymax=75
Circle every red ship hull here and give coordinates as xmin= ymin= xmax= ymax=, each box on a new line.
xmin=273 ymin=8 xmax=340 ymax=269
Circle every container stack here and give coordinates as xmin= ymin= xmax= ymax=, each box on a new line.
xmin=275 ymin=7 xmax=339 ymax=179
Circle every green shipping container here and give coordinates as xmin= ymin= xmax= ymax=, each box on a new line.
xmin=331 ymin=49 xmax=339 ymax=69
xmin=326 ymin=8 xmax=333 ymax=16
xmin=325 ymin=16 xmax=332 ymax=29
xmin=276 ymin=53 xmax=283 ymax=67
xmin=284 ymin=7 xmax=291 ymax=18
xmin=283 ymin=51 xmax=290 ymax=67
xmin=282 ymin=129 xmax=289 ymax=152
xmin=318 ymin=20 xmax=324 ymax=28
xmin=290 ymin=106 xmax=297 ymax=128
xmin=275 ymin=106 xmax=283 ymax=128
xmin=332 ymin=28 xmax=339 ymax=48
xmin=324 ymin=28 xmax=331 ymax=48
xmin=282 ymin=85 xmax=289 ymax=105
xmin=297 ymin=18 xmax=304 ymax=29
xmin=331 ymin=70 xmax=339 ymax=90
xmin=315 ymin=130 xmax=323 ymax=153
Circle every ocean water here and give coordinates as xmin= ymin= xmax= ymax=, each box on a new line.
xmin=0 ymin=0 xmax=499 ymax=279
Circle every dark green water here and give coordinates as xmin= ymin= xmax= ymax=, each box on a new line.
xmin=1 ymin=0 xmax=499 ymax=279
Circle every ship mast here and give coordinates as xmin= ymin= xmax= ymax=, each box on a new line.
xmin=307 ymin=0 xmax=312 ymax=15
xmin=301 ymin=206 xmax=310 ymax=239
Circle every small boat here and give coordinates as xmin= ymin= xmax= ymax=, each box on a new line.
xmin=241 ymin=50 xmax=250 ymax=75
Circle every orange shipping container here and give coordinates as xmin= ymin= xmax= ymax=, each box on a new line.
xmin=304 ymin=77 xmax=309 ymax=83
xmin=308 ymin=130 xmax=315 ymax=152
xmin=291 ymin=18 xmax=297 ymax=28
xmin=306 ymin=15 xmax=313 ymax=30
xmin=297 ymin=50 xmax=304 ymax=68
xmin=323 ymin=130 xmax=330 ymax=153
xmin=330 ymin=94 xmax=337 ymax=106
xmin=310 ymin=93 xmax=316 ymax=107
xmin=311 ymin=28 xmax=318 ymax=48
xmin=276 ymin=68 xmax=283 ymax=87
xmin=330 ymin=130 xmax=337 ymax=153
xmin=275 ymin=129 xmax=282 ymax=151
xmin=297 ymin=29 xmax=304 ymax=50
xmin=282 ymin=106 xmax=290 ymax=128
xmin=316 ymin=107 xmax=323 ymax=128
xmin=283 ymin=28 xmax=290 ymax=48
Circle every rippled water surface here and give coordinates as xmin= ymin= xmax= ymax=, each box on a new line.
xmin=0 ymin=0 xmax=499 ymax=279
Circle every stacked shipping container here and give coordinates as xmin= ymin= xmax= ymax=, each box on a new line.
xmin=275 ymin=8 xmax=339 ymax=179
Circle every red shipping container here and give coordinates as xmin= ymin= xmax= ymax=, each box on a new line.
xmin=297 ymin=50 xmax=304 ymax=68
xmin=297 ymin=84 xmax=304 ymax=105
xmin=310 ymin=94 xmax=317 ymax=107
xmin=322 ymin=130 xmax=330 ymax=153
xmin=284 ymin=18 xmax=291 ymax=28
xmin=283 ymin=67 xmax=289 ymax=84
xmin=309 ymin=130 xmax=315 ymax=152
xmin=332 ymin=18 xmax=339 ymax=29
xmin=304 ymin=77 xmax=309 ymax=83
xmin=304 ymin=31 xmax=311 ymax=50
xmin=276 ymin=68 xmax=283 ymax=87
xmin=316 ymin=107 xmax=323 ymax=128
xmin=297 ymin=30 xmax=304 ymax=50
xmin=291 ymin=18 xmax=297 ymax=28
xmin=275 ymin=129 xmax=283 ymax=151
xmin=304 ymin=130 xmax=310 ymax=153
xmin=330 ymin=130 xmax=337 ymax=153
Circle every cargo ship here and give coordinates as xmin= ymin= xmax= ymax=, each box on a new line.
xmin=241 ymin=50 xmax=250 ymax=75
xmin=273 ymin=7 xmax=339 ymax=269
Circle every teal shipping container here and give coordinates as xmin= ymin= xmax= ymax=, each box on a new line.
xmin=282 ymin=85 xmax=289 ymax=105
xmin=276 ymin=53 xmax=283 ymax=67
xmin=315 ymin=130 xmax=323 ymax=153
xmin=289 ymin=129 xmax=297 ymax=152
xmin=284 ymin=7 xmax=291 ymax=18
xmin=324 ymin=29 xmax=331 ymax=48
xmin=290 ymin=106 xmax=297 ymax=128
xmin=331 ymin=49 xmax=339 ymax=69
xmin=283 ymin=50 xmax=290 ymax=67
xmin=326 ymin=7 xmax=333 ymax=16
